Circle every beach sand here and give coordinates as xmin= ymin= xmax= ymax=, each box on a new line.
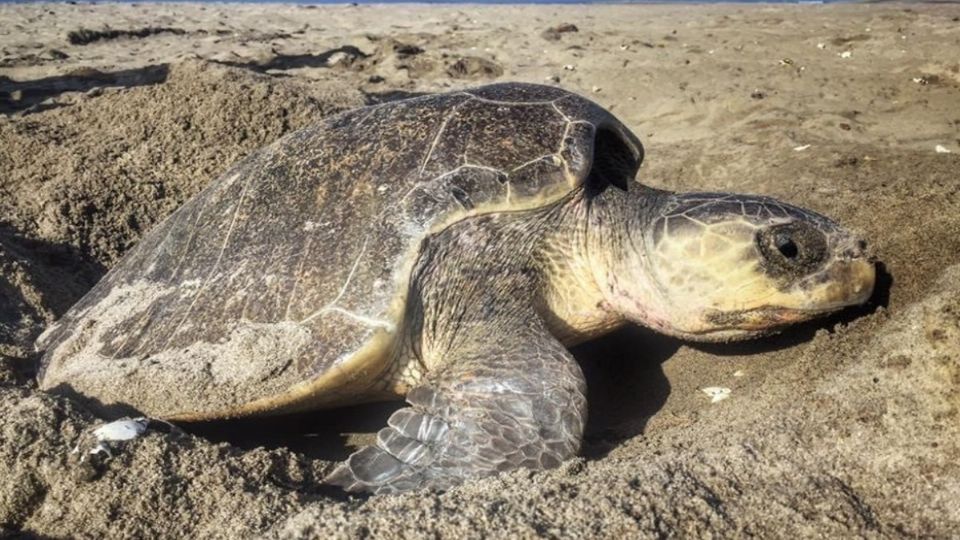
xmin=1 ymin=2 xmax=959 ymax=537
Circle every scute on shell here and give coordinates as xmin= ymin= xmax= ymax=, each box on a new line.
xmin=37 ymin=83 xmax=643 ymax=419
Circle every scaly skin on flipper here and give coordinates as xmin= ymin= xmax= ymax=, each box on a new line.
xmin=327 ymin=192 xmax=600 ymax=493
xmin=326 ymin=326 xmax=586 ymax=494
xmin=327 ymin=201 xmax=590 ymax=493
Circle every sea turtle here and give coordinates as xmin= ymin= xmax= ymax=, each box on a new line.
xmin=36 ymin=83 xmax=875 ymax=494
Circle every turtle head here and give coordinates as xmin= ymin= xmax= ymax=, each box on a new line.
xmin=595 ymin=189 xmax=875 ymax=341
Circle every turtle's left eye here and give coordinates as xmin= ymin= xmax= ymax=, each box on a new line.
xmin=774 ymin=233 xmax=799 ymax=259
xmin=758 ymin=222 xmax=827 ymax=276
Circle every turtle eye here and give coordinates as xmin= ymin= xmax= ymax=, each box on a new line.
xmin=757 ymin=222 xmax=827 ymax=276
xmin=774 ymin=233 xmax=799 ymax=259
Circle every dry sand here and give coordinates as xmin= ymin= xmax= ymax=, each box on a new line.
xmin=1 ymin=2 xmax=959 ymax=537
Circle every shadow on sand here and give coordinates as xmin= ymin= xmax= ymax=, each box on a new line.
xmin=1 ymin=223 xmax=106 ymax=380
xmin=186 ymin=325 xmax=679 ymax=463
xmin=212 ymin=45 xmax=369 ymax=74
xmin=0 ymin=64 xmax=169 ymax=114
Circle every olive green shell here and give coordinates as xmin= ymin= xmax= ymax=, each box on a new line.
xmin=37 ymin=83 xmax=643 ymax=419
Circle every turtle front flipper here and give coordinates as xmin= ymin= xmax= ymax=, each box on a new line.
xmin=325 ymin=329 xmax=587 ymax=494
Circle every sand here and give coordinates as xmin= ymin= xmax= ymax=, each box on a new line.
xmin=1 ymin=2 xmax=959 ymax=537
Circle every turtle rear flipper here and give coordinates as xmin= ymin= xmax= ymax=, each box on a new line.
xmin=326 ymin=324 xmax=587 ymax=494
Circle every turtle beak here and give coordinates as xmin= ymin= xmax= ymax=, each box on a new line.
xmin=831 ymin=255 xmax=876 ymax=306
xmin=803 ymin=236 xmax=876 ymax=310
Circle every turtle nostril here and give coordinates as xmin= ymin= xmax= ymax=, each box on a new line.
xmin=842 ymin=239 xmax=868 ymax=260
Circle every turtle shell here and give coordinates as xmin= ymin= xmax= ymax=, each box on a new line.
xmin=37 ymin=83 xmax=643 ymax=420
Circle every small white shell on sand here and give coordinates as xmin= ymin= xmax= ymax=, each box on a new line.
xmin=935 ymin=145 xmax=951 ymax=154
xmin=839 ymin=51 xmax=852 ymax=59
xmin=794 ymin=144 xmax=811 ymax=152
xmin=93 ymin=417 xmax=149 ymax=443
xmin=701 ymin=387 xmax=732 ymax=403
xmin=733 ymin=370 xmax=745 ymax=378
xmin=817 ymin=43 xmax=826 ymax=49
xmin=73 ymin=417 xmax=152 ymax=461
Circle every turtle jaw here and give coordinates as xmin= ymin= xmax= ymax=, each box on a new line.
xmin=611 ymin=303 xmax=831 ymax=343
xmin=604 ymin=249 xmax=877 ymax=344
xmin=607 ymin=231 xmax=877 ymax=343
xmin=694 ymin=306 xmax=844 ymax=342
xmin=669 ymin=253 xmax=876 ymax=342
xmin=796 ymin=253 xmax=876 ymax=310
